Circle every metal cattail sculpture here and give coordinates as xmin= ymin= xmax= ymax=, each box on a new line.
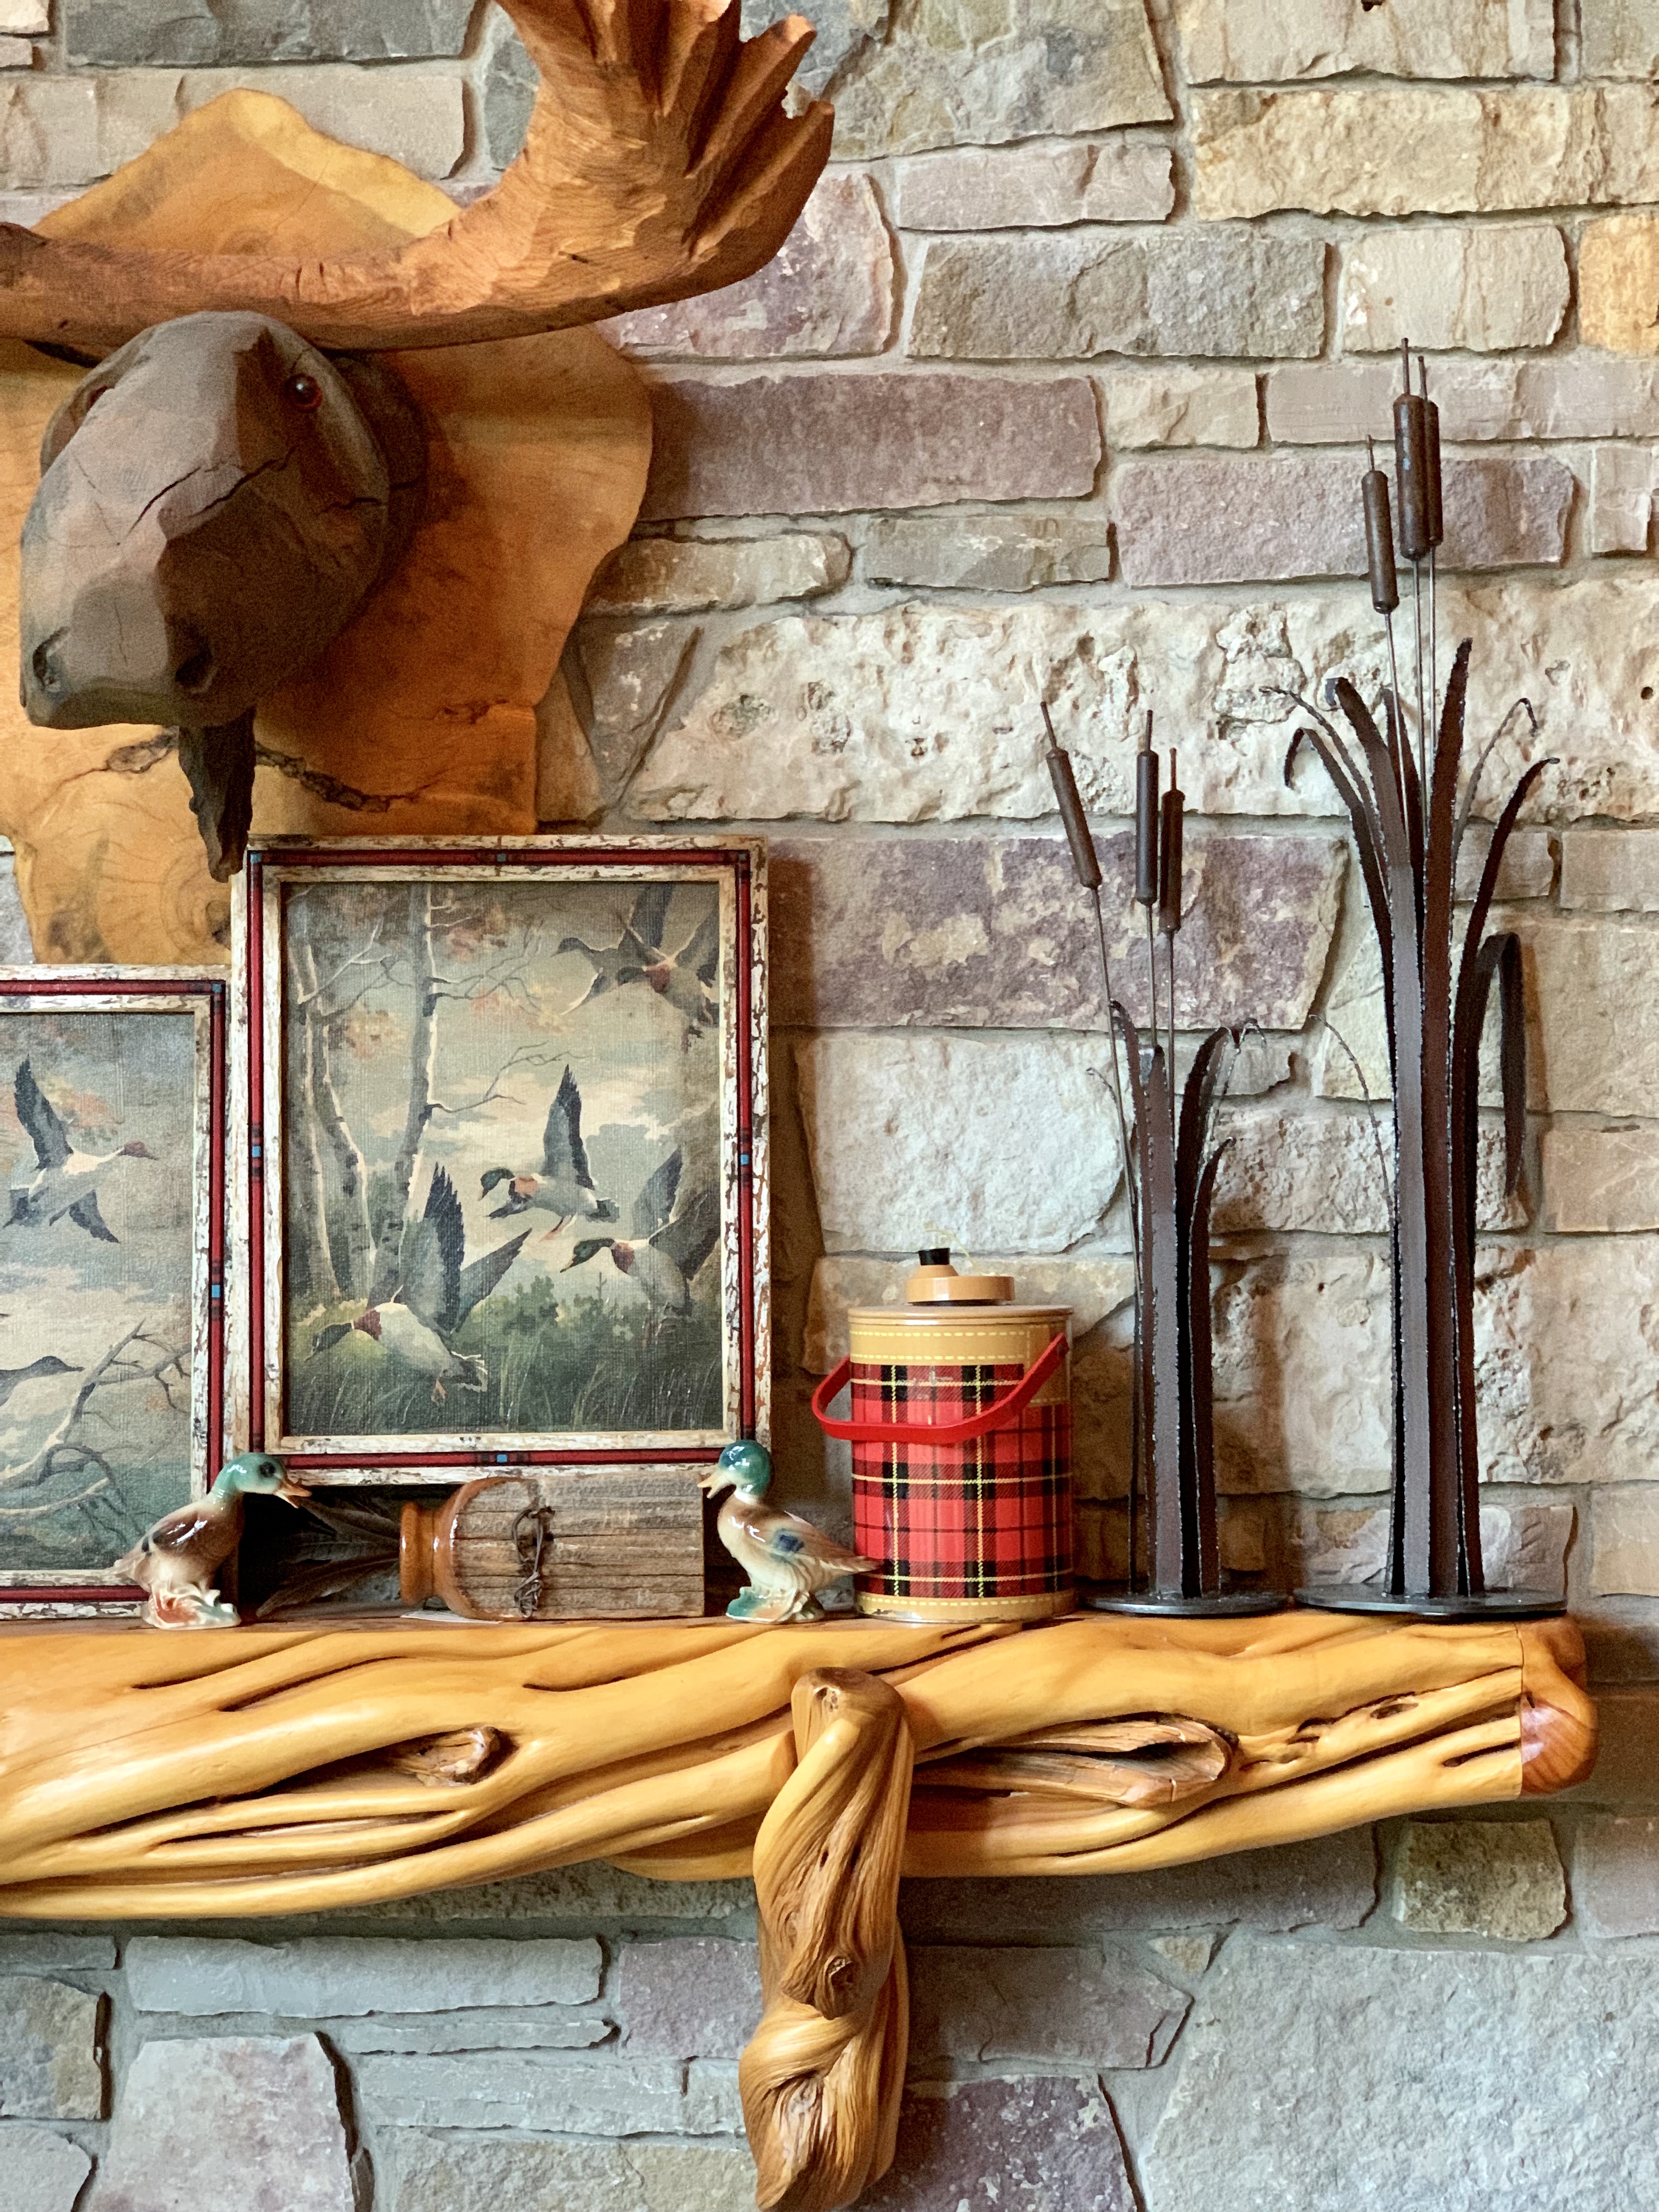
xmin=1042 ymin=707 xmax=1280 ymax=1615
xmin=1294 ymin=342 xmax=1556 ymax=1618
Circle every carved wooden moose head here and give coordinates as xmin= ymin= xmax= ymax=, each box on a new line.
xmin=1 ymin=0 xmax=830 ymax=879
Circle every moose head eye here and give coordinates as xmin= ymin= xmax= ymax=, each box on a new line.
xmin=284 ymin=373 xmax=323 ymax=411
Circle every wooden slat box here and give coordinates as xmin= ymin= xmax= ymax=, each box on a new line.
xmin=400 ymin=1468 xmax=705 ymax=1620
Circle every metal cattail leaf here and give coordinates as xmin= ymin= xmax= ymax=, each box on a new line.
xmin=1418 ymin=354 xmax=1443 ymax=550
xmin=1394 ymin=340 xmax=1431 ymax=562
xmin=1040 ymin=702 xmax=1102 ymax=891
xmin=1158 ymin=773 xmax=1184 ymax=937
xmin=1363 ymin=436 xmax=1398 ymax=614
xmin=1136 ymin=716 xmax=1160 ymax=907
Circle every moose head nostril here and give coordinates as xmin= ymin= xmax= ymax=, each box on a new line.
xmin=30 ymin=640 xmax=63 ymax=697
xmin=173 ymin=643 xmax=217 ymax=696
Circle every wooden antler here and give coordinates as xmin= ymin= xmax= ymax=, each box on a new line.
xmin=0 ymin=0 xmax=832 ymax=356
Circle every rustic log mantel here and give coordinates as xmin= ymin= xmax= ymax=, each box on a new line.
xmin=0 ymin=1611 xmax=1595 ymax=2211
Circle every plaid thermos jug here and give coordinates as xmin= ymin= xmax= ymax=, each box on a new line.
xmin=811 ymin=1250 xmax=1075 ymax=1622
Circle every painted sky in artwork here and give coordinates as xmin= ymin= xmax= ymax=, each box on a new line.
xmin=0 ymin=1009 xmax=197 ymax=1575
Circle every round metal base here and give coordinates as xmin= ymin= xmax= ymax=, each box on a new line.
xmin=1080 ymin=1585 xmax=1289 ymax=1618
xmin=1295 ymin=1585 xmax=1565 ymax=1621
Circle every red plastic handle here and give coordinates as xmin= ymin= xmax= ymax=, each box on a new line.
xmin=810 ymin=1331 xmax=1068 ymax=1447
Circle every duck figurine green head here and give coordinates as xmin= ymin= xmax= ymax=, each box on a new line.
xmin=114 ymin=1451 xmax=312 ymax=1629
xmin=699 ymin=1441 xmax=876 ymax=1623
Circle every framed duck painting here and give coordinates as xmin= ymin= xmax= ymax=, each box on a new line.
xmin=232 ymin=837 xmax=768 ymax=1484
xmin=0 ymin=967 xmax=228 ymax=1605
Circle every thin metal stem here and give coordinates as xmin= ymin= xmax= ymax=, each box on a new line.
xmin=1146 ymin=903 xmax=1159 ymax=1066
xmin=1383 ymin=607 xmax=1409 ymax=825
xmin=1427 ymin=545 xmax=1438 ymax=789
xmin=1165 ymin=930 xmax=1177 ymax=1142
xmin=1087 ymin=887 xmax=1137 ymax=1256
xmin=1412 ymin=555 xmax=1427 ymax=811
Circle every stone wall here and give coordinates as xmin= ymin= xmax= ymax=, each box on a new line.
xmin=4 ymin=2 xmax=1659 ymax=2208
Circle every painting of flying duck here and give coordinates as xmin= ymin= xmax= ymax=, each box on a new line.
xmin=234 ymin=839 xmax=766 ymax=1480
xmin=0 ymin=969 xmax=227 ymax=1596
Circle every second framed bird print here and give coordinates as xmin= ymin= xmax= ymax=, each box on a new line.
xmin=232 ymin=837 xmax=768 ymax=1482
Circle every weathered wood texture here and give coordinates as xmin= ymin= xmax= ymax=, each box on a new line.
xmin=0 ymin=0 xmax=832 ymax=357
xmin=0 ymin=93 xmax=654 ymax=961
xmin=400 ymin=1469 xmax=707 ymax=1620
xmin=0 ymin=1611 xmax=1594 ymax=2211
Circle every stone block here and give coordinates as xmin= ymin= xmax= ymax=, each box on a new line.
xmin=631 ymin=579 xmax=1659 ymax=828
xmin=588 ymin=535 xmax=848 ymax=614
xmin=1340 ymin=225 xmax=1568 ymax=353
xmin=328 ymin=2011 xmax=611 ymax=2053
xmin=0 ymin=33 xmax=31 ymax=60
xmin=682 ymin=2059 xmax=746 ymax=2135
xmin=1594 ymin=1489 xmax=1659 ymax=1596
xmin=66 ymin=0 xmax=471 ymax=65
xmin=1268 ymin=353 xmax=1659 ymax=444
xmin=1299 ymin=1499 xmax=1572 ymax=1596
xmin=573 ymin=619 xmax=699 ymax=801
xmin=0 ymin=1978 xmax=103 ymax=2120
xmin=1212 ymin=1252 xmax=1390 ymax=1494
xmin=87 ymin=2036 xmax=351 ymax=2211
xmin=1478 ymin=1239 xmax=1659 ymax=1487
xmin=0 ymin=78 xmax=98 ymax=190
xmin=1454 ymin=823 xmax=1555 ymax=902
xmin=12 ymin=2126 xmax=93 ymax=2212
xmin=1102 ymin=366 xmax=1259 ymax=449
xmin=1584 ymin=3 xmax=1659 ymax=79
xmin=1215 ymin=1109 xmax=1523 ymax=1237
xmin=858 ymin=2079 xmax=1135 ymax=2212
xmin=359 ymin=2052 xmax=687 ymax=2133
xmin=1561 ymin=829 xmax=1659 ymax=909
xmin=92 ymin=65 xmax=466 ymax=178
xmin=601 ymin=174 xmax=893 ymax=359
xmin=386 ymin=2131 xmax=758 ymax=2212
xmin=617 ymin=1939 xmax=760 ymax=2059
xmin=1541 ymin=1128 xmax=1659 ymax=1233
xmin=1576 ymin=1814 xmax=1659 ymax=1936
xmin=1392 ymin=1819 xmax=1567 ymax=1940
xmin=1559 ymin=1688 xmax=1659 ymax=1804
xmin=796 ymin=1033 xmax=1123 ymax=1254
xmin=1176 ymin=0 xmax=1554 ymax=82
xmin=1193 ymin=84 xmax=1659 ymax=219
xmin=891 ymin=139 xmax=1173 ymax=229
xmin=861 ymin=512 xmax=1113 ymax=589
xmin=0 ymin=0 xmax=45 ymax=29
xmin=1589 ymin=444 xmax=1655 ymax=554
xmin=0 ymin=1934 xmax=114 ymax=1971
xmin=907 ymin=1944 xmax=1187 ymax=2066
xmin=902 ymin=1832 xmax=1376 ymax=1943
xmin=1141 ymin=1937 xmax=1659 ymax=2209
xmin=909 ymin=230 xmax=1324 ymax=360
xmin=124 ymin=1934 xmax=602 ymax=2016
xmin=1114 ymin=453 xmax=1571 ymax=586
xmin=769 ymin=833 xmax=1345 ymax=1031
xmin=1521 ymin=918 xmax=1659 ymax=1114
xmin=640 ymin=373 xmax=1101 ymax=521
xmin=829 ymin=0 xmax=1170 ymax=160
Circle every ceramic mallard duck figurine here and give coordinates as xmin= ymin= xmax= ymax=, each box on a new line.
xmin=699 ymin=1442 xmax=877 ymax=1623
xmin=114 ymin=1452 xmax=312 ymax=1628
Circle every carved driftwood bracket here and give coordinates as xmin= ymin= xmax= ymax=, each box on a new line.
xmin=0 ymin=1613 xmax=1595 ymax=2210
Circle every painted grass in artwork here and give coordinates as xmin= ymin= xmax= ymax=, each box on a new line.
xmin=289 ymin=1280 xmax=723 ymax=1440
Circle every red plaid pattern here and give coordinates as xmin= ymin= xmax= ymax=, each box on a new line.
xmin=850 ymin=1358 xmax=1072 ymax=1602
